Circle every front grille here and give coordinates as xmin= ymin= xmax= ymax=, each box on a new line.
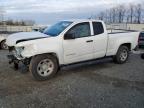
xmin=8 ymin=46 xmax=22 ymax=59
xmin=8 ymin=46 xmax=25 ymax=60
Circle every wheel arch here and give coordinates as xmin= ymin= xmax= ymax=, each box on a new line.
xmin=116 ymin=43 xmax=131 ymax=53
xmin=47 ymin=52 xmax=59 ymax=64
xmin=29 ymin=52 xmax=59 ymax=81
xmin=32 ymin=52 xmax=60 ymax=65
xmin=119 ymin=43 xmax=131 ymax=51
xmin=114 ymin=43 xmax=131 ymax=56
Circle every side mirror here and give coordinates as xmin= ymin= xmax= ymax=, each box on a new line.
xmin=64 ymin=33 xmax=75 ymax=40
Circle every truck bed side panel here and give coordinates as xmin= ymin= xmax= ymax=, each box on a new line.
xmin=106 ymin=32 xmax=139 ymax=56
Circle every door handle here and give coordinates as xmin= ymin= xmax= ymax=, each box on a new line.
xmin=86 ymin=40 xmax=93 ymax=43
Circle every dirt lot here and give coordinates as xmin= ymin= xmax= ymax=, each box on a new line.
xmin=0 ymin=50 xmax=144 ymax=108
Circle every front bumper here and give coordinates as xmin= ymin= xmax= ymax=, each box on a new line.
xmin=7 ymin=54 xmax=19 ymax=64
xmin=8 ymin=46 xmax=25 ymax=60
xmin=7 ymin=54 xmax=19 ymax=70
xmin=7 ymin=54 xmax=31 ymax=64
xmin=7 ymin=46 xmax=31 ymax=70
xmin=7 ymin=54 xmax=31 ymax=70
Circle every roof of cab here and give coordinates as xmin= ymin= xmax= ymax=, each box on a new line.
xmin=63 ymin=19 xmax=103 ymax=23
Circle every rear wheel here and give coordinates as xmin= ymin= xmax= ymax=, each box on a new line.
xmin=0 ymin=40 xmax=8 ymax=50
xmin=29 ymin=54 xmax=59 ymax=81
xmin=113 ymin=46 xmax=129 ymax=64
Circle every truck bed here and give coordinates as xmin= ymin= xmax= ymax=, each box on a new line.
xmin=108 ymin=29 xmax=138 ymax=34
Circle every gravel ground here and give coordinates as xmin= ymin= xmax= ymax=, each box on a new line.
xmin=0 ymin=50 xmax=144 ymax=108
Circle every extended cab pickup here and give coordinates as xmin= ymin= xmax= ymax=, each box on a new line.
xmin=6 ymin=19 xmax=139 ymax=80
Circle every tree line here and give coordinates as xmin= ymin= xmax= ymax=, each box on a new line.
xmin=0 ymin=19 xmax=35 ymax=26
xmin=96 ymin=3 xmax=143 ymax=24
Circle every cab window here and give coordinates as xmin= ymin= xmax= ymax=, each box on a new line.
xmin=93 ymin=22 xmax=104 ymax=35
xmin=67 ymin=22 xmax=90 ymax=38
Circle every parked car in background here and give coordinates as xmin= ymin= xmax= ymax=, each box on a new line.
xmin=32 ymin=28 xmax=40 ymax=32
xmin=0 ymin=34 xmax=8 ymax=49
xmin=39 ymin=27 xmax=47 ymax=33
xmin=138 ymin=32 xmax=144 ymax=48
xmin=32 ymin=27 xmax=47 ymax=33
xmin=6 ymin=19 xmax=139 ymax=81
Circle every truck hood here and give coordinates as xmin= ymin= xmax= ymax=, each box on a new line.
xmin=6 ymin=32 xmax=48 ymax=46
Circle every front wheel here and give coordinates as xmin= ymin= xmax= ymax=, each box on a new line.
xmin=113 ymin=46 xmax=129 ymax=64
xmin=29 ymin=54 xmax=59 ymax=81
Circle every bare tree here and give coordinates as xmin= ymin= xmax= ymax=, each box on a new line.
xmin=0 ymin=7 xmax=3 ymax=22
xmin=117 ymin=5 xmax=126 ymax=23
xmin=104 ymin=9 xmax=113 ymax=24
xmin=96 ymin=2 xmax=144 ymax=24
xmin=135 ymin=4 xmax=142 ymax=24
xmin=98 ymin=12 xmax=105 ymax=20
xmin=108 ymin=9 xmax=112 ymax=23
xmin=128 ymin=4 xmax=135 ymax=23
xmin=0 ymin=6 xmax=6 ymax=22
xmin=111 ymin=7 xmax=117 ymax=23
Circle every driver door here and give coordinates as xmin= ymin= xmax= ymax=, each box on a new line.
xmin=63 ymin=22 xmax=94 ymax=64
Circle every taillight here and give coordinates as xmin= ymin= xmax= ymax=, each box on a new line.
xmin=138 ymin=33 xmax=140 ymax=44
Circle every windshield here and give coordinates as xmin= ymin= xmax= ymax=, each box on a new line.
xmin=43 ymin=21 xmax=73 ymax=36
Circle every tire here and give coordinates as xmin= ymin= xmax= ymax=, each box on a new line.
xmin=29 ymin=54 xmax=59 ymax=81
xmin=141 ymin=53 xmax=144 ymax=59
xmin=113 ymin=46 xmax=129 ymax=64
xmin=0 ymin=40 xmax=8 ymax=50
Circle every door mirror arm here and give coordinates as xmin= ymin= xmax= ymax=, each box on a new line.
xmin=64 ymin=33 xmax=75 ymax=40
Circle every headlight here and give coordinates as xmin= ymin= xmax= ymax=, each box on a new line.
xmin=13 ymin=47 xmax=25 ymax=59
xmin=15 ymin=47 xmax=24 ymax=54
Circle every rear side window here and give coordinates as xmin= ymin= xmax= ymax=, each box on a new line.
xmin=93 ymin=22 xmax=104 ymax=35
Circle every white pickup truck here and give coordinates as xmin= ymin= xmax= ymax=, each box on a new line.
xmin=6 ymin=19 xmax=139 ymax=80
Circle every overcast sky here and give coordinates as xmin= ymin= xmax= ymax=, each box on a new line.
xmin=0 ymin=0 xmax=143 ymax=25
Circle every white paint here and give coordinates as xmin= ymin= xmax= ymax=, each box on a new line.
xmin=6 ymin=32 xmax=48 ymax=46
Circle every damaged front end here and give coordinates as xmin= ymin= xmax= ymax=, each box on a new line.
xmin=7 ymin=46 xmax=31 ymax=70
